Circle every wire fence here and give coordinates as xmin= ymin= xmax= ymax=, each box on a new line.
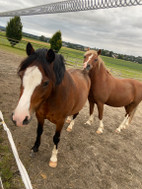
xmin=0 ymin=0 xmax=142 ymax=17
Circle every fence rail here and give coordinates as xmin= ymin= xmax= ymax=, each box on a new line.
xmin=0 ymin=0 xmax=142 ymax=17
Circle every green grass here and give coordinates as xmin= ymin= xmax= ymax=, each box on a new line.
xmin=0 ymin=32 xmax=142 ymax=80
xmin=102 ymin=56 xmax=142 ymax=80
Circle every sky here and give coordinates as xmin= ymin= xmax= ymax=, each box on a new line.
xmin=0 ymin=0 xmax=142 ymax=56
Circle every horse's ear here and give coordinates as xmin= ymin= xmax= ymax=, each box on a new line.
xmin=46 ymin=49 xmax=55 ymax=63
xmin=26 ymin=42 xmax=35 ymax=56
xmin=97 ymin=49 xmax=101 ymax=55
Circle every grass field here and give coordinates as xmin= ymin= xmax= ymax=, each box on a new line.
xmin=0 ymin=31 xmax=142 ymax=80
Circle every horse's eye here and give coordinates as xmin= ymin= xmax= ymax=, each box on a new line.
xmin=43 ymin=81 xmax=49 ymax=87
xmin=94 ymin=59 xmax=98 ymax=62
xmin=84 ymin=56 xmax=86 ymax=59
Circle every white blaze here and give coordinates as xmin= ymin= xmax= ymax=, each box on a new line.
xmin=13 ymin=66 xmax=42 ymax=126
xmin=83 ymin=54 xmax=93 ymax=69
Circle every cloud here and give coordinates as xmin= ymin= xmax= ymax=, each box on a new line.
xmin=0 ymin=0 xmax=142 ymax=56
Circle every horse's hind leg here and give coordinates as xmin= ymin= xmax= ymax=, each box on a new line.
xmin=115 ymin=114 xmax=129 ymax=133
xmin=116 ymin=104 xmax=138 ymax=133
xmin=66 ymin=112 xmax=79 ymax=132
xmin=66 ymin=115 xmax=72 ymax=123
xmin=31 ymin=115 xmax=44 ymax=153
xmin=96 ymin=102 xmax=104 ymax=134
xmin=85 ymin=101 xmax=95 ymax=125
xmin=124 ymin=106 xmax=138 ymax=129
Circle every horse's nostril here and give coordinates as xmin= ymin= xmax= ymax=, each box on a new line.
xmin=86 ymin=64 xmax=91 ymax=71
xmin=11 ymin=113 xmax=16 ymax=125
xmin=23 ymin=116 xmax=30 ymax=125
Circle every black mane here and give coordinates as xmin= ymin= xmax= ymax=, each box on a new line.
xmin=18 ymin=48 xmax=66 ymax=85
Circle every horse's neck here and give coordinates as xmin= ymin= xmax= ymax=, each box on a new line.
xmin=92 ymin=62 xmax=106 ymax=77
xmin=53 ymin=71 xmax=72 ymax=95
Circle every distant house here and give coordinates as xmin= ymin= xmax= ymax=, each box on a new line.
xmin=112 ymin=54 xmax=118 ymax=59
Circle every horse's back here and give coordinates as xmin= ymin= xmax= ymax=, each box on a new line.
xmin=67 ymin=68 xmax=90 ymax=88
xmin=66 ymin=68 xmax=91 ymax=114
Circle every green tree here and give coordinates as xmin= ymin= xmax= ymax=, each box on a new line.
xmin=49 ymin=30 xmax=62 ymax=53
xmin=40 ymin=35 xmax=46 ymax=42
xmin=6 ymin=16 xmax=23 ymax=47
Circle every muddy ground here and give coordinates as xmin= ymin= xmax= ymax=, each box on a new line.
xmin=0 ymin=49 xmax=142 ymax=189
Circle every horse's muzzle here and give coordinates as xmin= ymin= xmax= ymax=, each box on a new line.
xmin=86 ymin=64 xmax=91 ymax=71
xmin=11 ymin=113 xmax=32 ymax=126
xmin=11 ymin=113 xmax=16 ymax=125
xmin=23 ymin=116 xmax=31 ymax=125
xmin=84 ymin=64 xmax=91 ymax=72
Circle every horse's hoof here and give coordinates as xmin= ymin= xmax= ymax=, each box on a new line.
xmin=96 ymin=130 xmax=103 ymax=134
xmin=49 ymin=161 xmax=57 ymax=168
xmin=123 ymin=124 xmax=128 ymax=129
xmin=66 ymin=119 xmax=71 ymax=123
xmin=115 ymin=129 xmax=121 ymax=133
xmin=85 ymin=121 xmax=91 ymax=125
xmin=30 ymin=150 xmax=36 ymax=157
xmin=66 ymin=127 xmax=72 ymax=132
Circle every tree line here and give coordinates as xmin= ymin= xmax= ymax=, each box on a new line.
xmin=4 ymin=16 xmax=142 ymax=64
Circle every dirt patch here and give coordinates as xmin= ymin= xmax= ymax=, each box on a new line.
xmin=0 ymin=49 xmax=142 ymax=189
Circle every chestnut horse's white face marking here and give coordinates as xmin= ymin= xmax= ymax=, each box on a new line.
xmin=83 ymin=54 xmax=93 ymax=69
xmin=13 ymin=66 xmax=42 ymax=126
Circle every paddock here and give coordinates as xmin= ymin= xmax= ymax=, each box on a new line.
xmin=0 ymin=49 xmax=142 ymax=189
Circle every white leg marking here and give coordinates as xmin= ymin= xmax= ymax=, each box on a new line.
xmin=66 ymin=116 xmax=72 ymax=123
xmin=85 ymin=114 xmax=94 ymax=125
xmin=83 ymin=54 xmax=93 ymax=69
xmin=49 ymin=145 xmax=58 ymax=168
xmin=96 ymin=120 xmax=104 ymax=134
xmin=67 ymin=120 xmax=75 ymax=132
xmin=116 ymin=115 xmax=129 ymax=133
xmin=123 ymin=117 xmax=130 ymax=129
xmin=124 ymin=107 xmax=138 ymax=129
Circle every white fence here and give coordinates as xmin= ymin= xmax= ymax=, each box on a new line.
xmin=0 ymin=111 xmax=33 ymax=189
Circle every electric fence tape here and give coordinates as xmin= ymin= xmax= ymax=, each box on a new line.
xmin=0 ymin=176 xmax=4 ymax=189
xmin=0 ymin=110 xmax=33 ymax=189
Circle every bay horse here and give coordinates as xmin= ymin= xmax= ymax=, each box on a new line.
xmin=83 ymin=49 xmax=142 ymax=134
xmin=12 ymin=43 xmax=90 ymax=168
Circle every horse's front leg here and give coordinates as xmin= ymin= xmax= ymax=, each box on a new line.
xmin=85 ymin=101 xmax=95 ymax=125
xmin=31 ymin=115 xmax=44 ymax=153
xmin=49 ymin=121 xmax=64 ymax=168
xmin=96 ymin=102 xmax=104 ymax=134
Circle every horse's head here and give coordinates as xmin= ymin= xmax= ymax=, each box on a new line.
xmin=83 ymin=49 xmax=101 ymax=70
xmin=12 ymin=43 xmax=65 ymax=127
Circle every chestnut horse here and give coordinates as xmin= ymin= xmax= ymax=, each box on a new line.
xmin=12 ymin=43 xmax=90 ymax=168
xmin=83 ymin=49 xmax=142 ymax=134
